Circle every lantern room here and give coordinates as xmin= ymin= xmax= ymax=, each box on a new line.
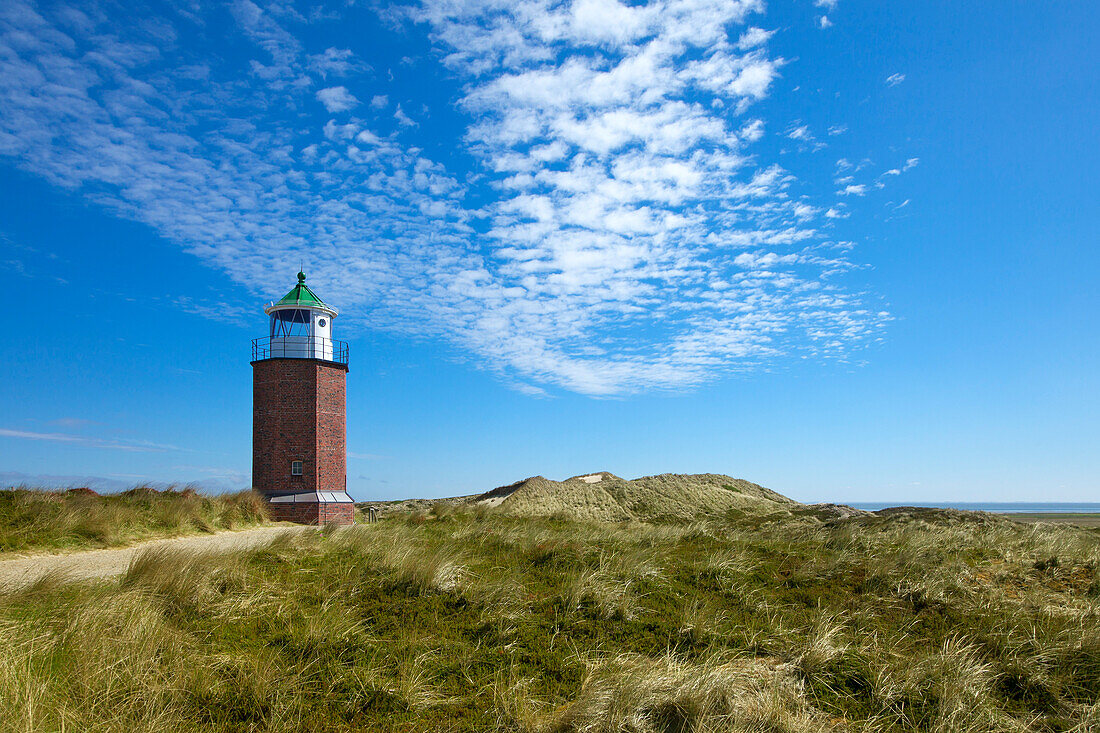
xmin=252 ymin=272 xmax=347 ymax=364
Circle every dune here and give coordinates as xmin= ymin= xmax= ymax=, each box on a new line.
xmin=471 ymin=471 xmax=797 ymax=521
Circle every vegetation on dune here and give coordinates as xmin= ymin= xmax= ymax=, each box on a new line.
xmin=0 ymin=487 xmax=270 ymax=553
xmin=1007 ymin=513 xmax=1100 ymax=528
xmin=2 ymin=507 xmax=1099 ymax=731
xmin=473 ymin=472 xmax=797 ymax=522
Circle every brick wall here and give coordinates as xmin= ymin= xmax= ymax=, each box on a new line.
xmin=252 ymin=358 xmax=347 ymax=498
xmin=268 ymin=502 xmax=354 ymax=525
xmin=318 ymin=502 xmax=355 ymax=525
xmin=315 ymin=364 xmax=347 ymax=494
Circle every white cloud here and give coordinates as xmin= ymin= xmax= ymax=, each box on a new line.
xmin=818 ymin=16 xmax=833 ymax=29
xmin=880 ymin=157 xmax=919 ymax=179
xmin=788 ymin=124 xmax=813 ymax=142
xmin=786 ymin=122 xmax=825 ymax=151
xmin=815 ymin=0 xmax=839 ymax=9
xmin=405 ymin=0 xmax=884 ymax=393
xmin=0 ymin=0 xmax=889 ymax=397
xmin=793 ymin=203 xmax=818 ymax=220
xmin=737 ymin=27 xmax=774 ymax=50
xmin=307 ymin=48 xmax=366 ymax=79
xmin=0 ymin=428 xmax=180 ymax=452
xmin=569 ymin=0 xmax=654 ymax=46
xmin=394 ymin=103 xmax=416 ymax=126
xmin=371 ymin=94 xmax=388 ymax=108
xmin=723 ymin=56 xmax=780 ymax=101
xmin=885 ymin=72 xmax=906 ymax=87
xmin=838 ymin=184 xmax=867 ymax=196
xmin=316 ymin=85 xmax=359 ymax=112
xmin=740 ymin=119 xmax=765 ymax=142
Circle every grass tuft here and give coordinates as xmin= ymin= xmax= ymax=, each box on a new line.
xmin=548 ymin=652 xmax=826 ymax=732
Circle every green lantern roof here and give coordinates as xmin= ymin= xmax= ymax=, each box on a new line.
xmin=274 ymin=271 xmax=330 ymax=309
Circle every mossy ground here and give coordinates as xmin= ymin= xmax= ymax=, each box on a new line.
xmin=1 ymin=508 xmax=1099 ymax=731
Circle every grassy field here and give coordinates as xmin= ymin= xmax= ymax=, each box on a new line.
xmin=0 ymin=487 xmax=270 ymax=554
xmin=1 ymin=506 xmax=1098 ymax=732
xmin=1002 ymin=513 xmax=1100 ymax=528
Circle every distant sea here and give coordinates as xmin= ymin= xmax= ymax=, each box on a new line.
xmin=849 ymin=502 xmax=1100 ymax=514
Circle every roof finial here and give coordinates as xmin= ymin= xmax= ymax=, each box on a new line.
xmin=297 ymin=270 xmax=306 ymax=284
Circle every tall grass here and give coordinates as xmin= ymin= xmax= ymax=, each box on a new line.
xmin=0 ymin=486 xmax=270 ymax=553
xmin=0 ymin=509 xmax=1098 ymax=731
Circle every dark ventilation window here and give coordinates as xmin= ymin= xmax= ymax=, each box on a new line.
xmin=271 ymin=309 xmax=312 ymax=337
xmin=291 ymin=460 xmax=303 ymax=476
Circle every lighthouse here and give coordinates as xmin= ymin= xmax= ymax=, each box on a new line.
xmin=251 ymin=272 xmax=354 ymax=524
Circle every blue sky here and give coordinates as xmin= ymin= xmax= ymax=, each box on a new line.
xmin=1 ymin=0 xmax=1097 ymax=502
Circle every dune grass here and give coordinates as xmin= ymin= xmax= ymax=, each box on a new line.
xmin=1 ymin=509 xmax=1098 ymax=731
xmin=486 ymin=473 xmax=796 ymax=523
xmin=0 ymin=487 xmax=270 ymax=554
xmin=1004 ymin=513 xmax=1100 ymax=528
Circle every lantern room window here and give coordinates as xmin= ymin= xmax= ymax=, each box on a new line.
xmin=271 ymin=309 xmax=312 ymax=338
xmin=291 ymin=460 xmax=303 ymax=476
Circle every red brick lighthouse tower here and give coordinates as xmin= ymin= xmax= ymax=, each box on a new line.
xmin=251 ymin=272 xmax=354 ymax=524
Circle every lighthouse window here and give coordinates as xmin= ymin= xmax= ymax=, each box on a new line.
xmin=271 ymin=309 xmax=311 ymax=338
xmin=291 ymin=460 xmax=303 ymax=476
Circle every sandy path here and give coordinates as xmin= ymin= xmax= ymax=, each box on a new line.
xmin=0 ymin=525 xmax=312 ymax=592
